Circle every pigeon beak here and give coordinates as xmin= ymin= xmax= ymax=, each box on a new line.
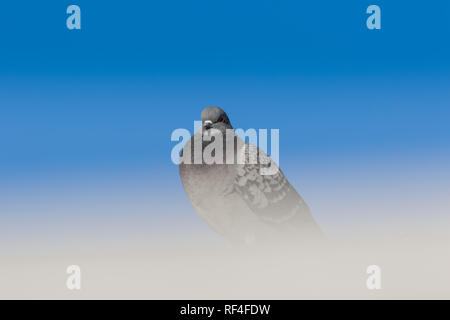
xmin=204 ymin=120 xmax=213 ymax=130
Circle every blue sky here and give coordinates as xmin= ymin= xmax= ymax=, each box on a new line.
xmin=0 ymin=1 xmax=449 ymax=75
xmin=0 ymin=1 xmax=449 ymax=231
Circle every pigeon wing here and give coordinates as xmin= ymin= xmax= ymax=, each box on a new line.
xmin=233 ymin=143 xmax=321 ymax=234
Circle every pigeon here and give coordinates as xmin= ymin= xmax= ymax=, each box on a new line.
xmin=179 ymin=106 xmax=323 ymax=245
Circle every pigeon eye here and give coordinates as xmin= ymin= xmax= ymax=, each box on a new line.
xmin=219 ymin=117 xmax=225 ymax=123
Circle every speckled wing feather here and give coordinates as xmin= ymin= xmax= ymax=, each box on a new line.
xmin=233 ymin=143 xmax=322 ymax=235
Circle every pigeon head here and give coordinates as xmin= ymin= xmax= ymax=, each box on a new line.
xmin=201 ymin=106 xmax=233 ymax=132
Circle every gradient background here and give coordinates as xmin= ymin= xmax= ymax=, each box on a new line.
xmin=0 ymin=1 xmax=449 ymax=298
